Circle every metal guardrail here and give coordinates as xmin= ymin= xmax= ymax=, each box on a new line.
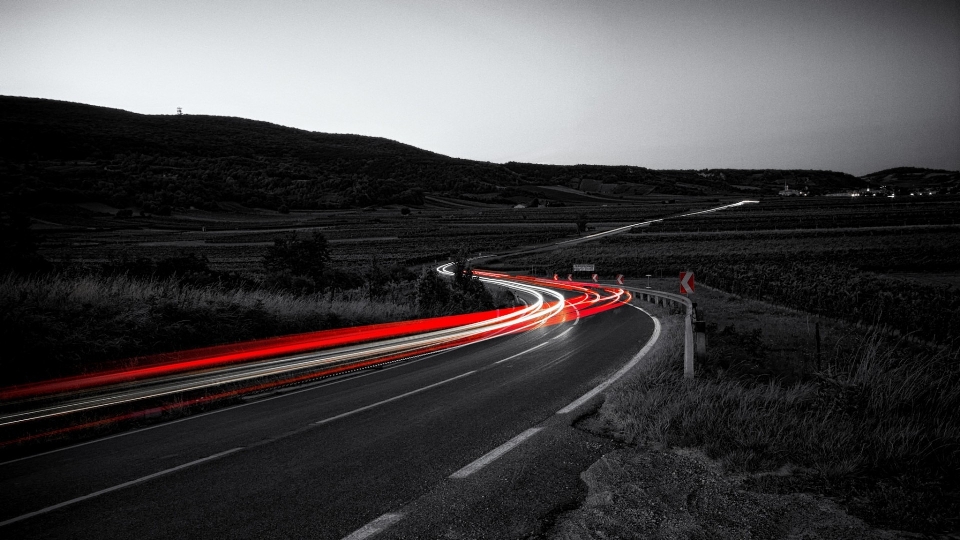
xmin=621 ymin=286 xmax=696 ymax=379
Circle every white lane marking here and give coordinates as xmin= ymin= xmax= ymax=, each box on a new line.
xmin=556 ymin=304 xmax=661 ymax=415
xmin=340 ymin=512 xmax=404 ymax=540
xmin=0 ymin=348 xmax=452 ymax=468
xmin=449 ymin=427 xmax=542 ymax=479
xmin=494 ymin=342 xmax=549 ymax=364
xmin=0 ymin=447 xmax=243 ymax=528
xmin=551 ymin=327 xmax=575 ymax=340
xmin=314 ymin=371 xmax=476 ymax=426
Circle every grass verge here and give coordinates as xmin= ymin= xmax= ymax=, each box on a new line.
xmin=0 ymin=271 xmax=420 ymax=386
xmin=592 ymin=291 xmax=960 ymax=535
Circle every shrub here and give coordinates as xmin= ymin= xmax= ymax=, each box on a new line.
xmin=263 ymin=231 xmax=330 ymax=291
xmin=0 ymin=272 xmax=420 ymax=386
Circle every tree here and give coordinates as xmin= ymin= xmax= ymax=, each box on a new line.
xmin=416 ymin=269 xmax=450 ymax=315
xmin=450 ymin=249 xmax=494 ymax=311
xmin=575 ymin=213 xmax=588 ymax=235
xmin=364 ymin=256 xmax=390 ymax=299
xmin=263 ymin=231 xmax=330 ymax=289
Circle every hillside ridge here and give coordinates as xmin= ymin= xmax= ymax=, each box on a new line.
xmin=3 ymin=96 xmax=953 ymax=212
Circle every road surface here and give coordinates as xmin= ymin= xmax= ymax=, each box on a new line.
xmin=0 ymin=291 xmax=656 ymax=539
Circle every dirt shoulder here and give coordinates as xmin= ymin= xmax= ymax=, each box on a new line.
xmin=549 ymin=444 xmax=904 ymax=540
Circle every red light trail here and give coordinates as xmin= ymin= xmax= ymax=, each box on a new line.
xmin=0 ymin=269 xmax=631 ymax=442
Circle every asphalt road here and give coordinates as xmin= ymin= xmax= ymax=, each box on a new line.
xmin=0 ymin=298 xmax=655 ymax=539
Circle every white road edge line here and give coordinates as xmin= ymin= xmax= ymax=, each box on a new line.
xmin=555 ymin=304 xmax=661 ymax=415
xmin=0 ymin=347 xmax=453 ymax=468
xmin=494 ymin=342 xmax=549 ymax=364
xmin=551 ymin=326 xmax=575 ymax=340
xmin=449 ymin=427 xmax=542 ymax=479
xmin=340 ymin=512 xmax=405 ymax=540
xmin=0 ymin=447 xmax=243 ymax=528
xmin=314 ymin=370 xmax=476 ymax=426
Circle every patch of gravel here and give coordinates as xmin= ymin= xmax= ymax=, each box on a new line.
xmin=548 ymin=447 xmax=909 ymax=540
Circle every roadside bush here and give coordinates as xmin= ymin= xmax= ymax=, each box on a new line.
xmin=262 ymin=231 xmax=330 ymax=292
xmin=415 ymin=269 xmax=452 ymax=316
xmin=414 ymin=265 xmax=498 ymax=317
xmin=0 ymin=272 xmax=419 ymax=386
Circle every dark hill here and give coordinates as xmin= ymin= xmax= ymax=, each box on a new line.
xmin=1 ymin=96 xmax=880 ymax=212
xmin=862 ymin=167 xmax=960 ymax=195
xmin=502 ymin=163 xmax=866 ymax=196
xmin=1 ymin=96 xmax=520 ymax=211
xmin=1 ymin=95 xmax=446 ymax=162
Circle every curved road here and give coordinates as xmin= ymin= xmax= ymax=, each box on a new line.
xmin=0 ymin=287 xmax=657 ymax=539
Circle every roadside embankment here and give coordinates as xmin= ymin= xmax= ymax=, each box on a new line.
xmin=550 ymin=284 xmax=960 ymax=538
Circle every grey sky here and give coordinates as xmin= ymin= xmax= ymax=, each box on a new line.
xmin=2 ymin=0 xmax=958 ymax=175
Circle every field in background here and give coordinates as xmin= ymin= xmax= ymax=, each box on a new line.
xmin=21 ymin=195 xmax=960 ymax=375
xmin=496 ymin=198 xmax=960 ymax=346
xmin=31 ymin=197 xmax=721 ymax=275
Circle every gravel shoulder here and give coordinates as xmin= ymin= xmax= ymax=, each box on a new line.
xmin=548 ymin=444 xmax=908 ymax=540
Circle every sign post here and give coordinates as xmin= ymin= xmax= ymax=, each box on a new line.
xmin=684 ymin=308 xmax=695 ymax=378
xmin=679 ymin=271 xmax=695 ymax=378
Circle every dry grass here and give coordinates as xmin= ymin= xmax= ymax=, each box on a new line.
xmin=0 ymin=272 xmax=418 ymax=385
xmin=595 ymin=305 xmax=960 ymax=534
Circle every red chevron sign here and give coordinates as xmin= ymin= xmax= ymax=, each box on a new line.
xmin=679 ymin=272 xmax=695 ymax=294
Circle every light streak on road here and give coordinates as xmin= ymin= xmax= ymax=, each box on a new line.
xmin=0 ymin=200 xmax=756 ymax=445
xmin=0 ymin=268 xmax=630 ymax=440
xmin=555 ymin=199 xmax=759 ymax=245
xmin=676 ymin=200 xmax=759 ymax=218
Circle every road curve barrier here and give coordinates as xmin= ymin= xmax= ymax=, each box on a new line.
xmin=620 ymin=286 xmax=696 ymax=379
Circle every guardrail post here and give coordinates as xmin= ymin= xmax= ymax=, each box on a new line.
xmin=624 ymin=285 xmax=695 ymax=379
xmin=693 ymin=304 xmax=707 ymax=358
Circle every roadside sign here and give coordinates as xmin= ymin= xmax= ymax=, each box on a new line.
xmin=553 ymin=273 xmax=559 ymax=281
xmin=567 ymin=274 xmax=573 ymax=281
xmin=616 ymin=274 xmax=624 ymax=285
xmin=591 ymin=274 xmax=598 ymax=283
xmin=679 ymin=272 xmax=695 ymax=294
xmin=573 ymin=264 xmax=595 ymax=272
